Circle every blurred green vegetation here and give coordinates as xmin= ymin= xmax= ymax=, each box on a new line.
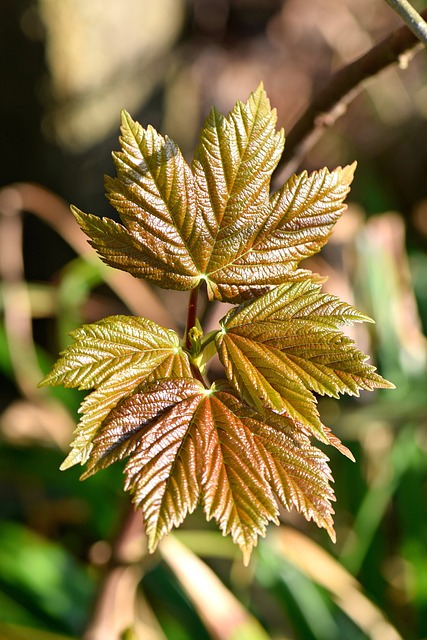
xmin=1 ymin=1 xmax=427 ymax=639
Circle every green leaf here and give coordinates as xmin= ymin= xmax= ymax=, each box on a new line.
xmin=40 ymin=315 xmax=191 ymax=468
xmin=73 ymin=85 xmax=355 ymax=303
xmin=216 ymin=280 xmax=393 ymax=443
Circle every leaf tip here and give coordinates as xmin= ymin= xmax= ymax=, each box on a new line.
xmin=327 ymin=525 xmax=337 ymax=544
xmin=146 ymin=532 xmax=163 ymax=556
xmin=347 ymin=159 xmax=357 ymax=173
xmin=340 ymin=160 xmax=357 ymax=184
xmin=59 ymin=455 xmax=77 ymax=471
xmin=253 ymin=80 xmax=266 ymax=99
xmin=70 ymin=204 xmax=86 ymax=226
xmin=381 ymin=378 xmax=396 ymax=390
xmin=120 ymin=108 xmax=133 ymax=125
xmin=323 ymin=426 xmax=355 ymax=461
xmin=241 ymin=545 xmax=254 ymax=567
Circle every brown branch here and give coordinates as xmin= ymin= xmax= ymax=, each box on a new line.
xmin=273 ymin=8 xmax=427 ymax=185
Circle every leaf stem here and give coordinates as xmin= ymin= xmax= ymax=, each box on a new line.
xmin=190 ymin=362 xmax=209 ymax=387
xmin=185 ymin=283 xmax=200 ymax=350
xmin=184 ymin=284 xmax=211 ymax=388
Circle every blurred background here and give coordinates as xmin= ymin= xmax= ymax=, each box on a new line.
xmin=1 ymin=0 xmax=427 ymax=638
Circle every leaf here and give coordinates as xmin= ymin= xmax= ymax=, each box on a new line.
xmin=191 ymin=83 xmax=284 ymax=300
xmin=72 ymin=85 xmax=355 ymax=303
xmin=84 ymin=379 xmax=279 ymax=564
xmin=72 ymin=111 xmax=203 ymax=289
xmin=39 ymin=316 xmax=191 ymax=468
xmin=241 ymin=163 xmax=357 ymax=274
xmin=218 ymin=389 xmax=337 ymax=539
xmin=71 ymin=206 xmax=193 ymax=290
xmin=205 ymin=163 xmax=356 ymax=301
xmin=199 ymin=391 xmax=279 ymax=563
xmin=216 ymin=280 xmax=393 ymax=443
xmin=81 ymin=378 xmax=338 ymax=561
xmin=84 ymin=379 xmax=203 ymax=547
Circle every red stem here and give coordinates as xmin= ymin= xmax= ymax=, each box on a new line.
xmin=185 ymin=284 xmax=200 ymax=350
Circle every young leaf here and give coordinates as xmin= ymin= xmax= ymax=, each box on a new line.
xmin=83 ymin=379 xmax=204 ymax=548
xmin=40 ymin=316 xmax=191 ymax=468
xmin=71 ymin=112 xmax=202 ymax=290
xmin=83 ymin=379 xmax=280 ymax=564
xmin=218 ymin=389 xmax=337 ymax=539
xmin=191 ymin=83 xmax=284 ymax=300
xmin=216 ymin=280 xmax=393 ymax=443
xmin=72 ymin=84 xmax=355 ymax=303
xmin=245 ymin=164 xmax=357 ymax=273
xmin=77 ymin=376 xmax=339 ymax=561
xmin=203 ymin=163 xmax=356 ymax=301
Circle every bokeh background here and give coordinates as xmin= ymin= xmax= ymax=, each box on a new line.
xmin=1 ymin=1 xmax=427 ymax=638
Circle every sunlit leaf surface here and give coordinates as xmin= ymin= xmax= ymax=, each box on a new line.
xmin=74 ymin=85 xmax=355 ymax=303
xmin=40 ymin=315 xmax=190 ymax=468
xmin=216 ymin=281 xmax=392 ymax=443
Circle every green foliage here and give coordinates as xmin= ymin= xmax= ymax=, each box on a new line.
xmin=0 ymin=521 xmax=92 ymax=635
xmin=40 ymin=85 xmax=393 ymax=564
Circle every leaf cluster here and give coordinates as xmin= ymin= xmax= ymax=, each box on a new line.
xmin=41 ymin=85 xmax=393 ymax=563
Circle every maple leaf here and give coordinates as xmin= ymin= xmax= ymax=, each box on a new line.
xmin=41 ymin=85 xmax=395 ymax=563
xmin=40 ymin=315 xmax=191 ymax=468
xmin=79 ymin=377 xmax=343 ymax=563
xmin=216 ymin=279 xmax=393 ymax=445
xmin=218 ymin=389 xmax=338 ymax=539
xmin=79 ymin=379 xmax=276 ymax=563
xmin=72 ymin=84 xmax=355 ymax=303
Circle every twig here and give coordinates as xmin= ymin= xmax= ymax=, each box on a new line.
xmin=273 ymin=8 xmax=427 ymax=185
xmin=385 ymin=0 xmax=427 ymax=46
